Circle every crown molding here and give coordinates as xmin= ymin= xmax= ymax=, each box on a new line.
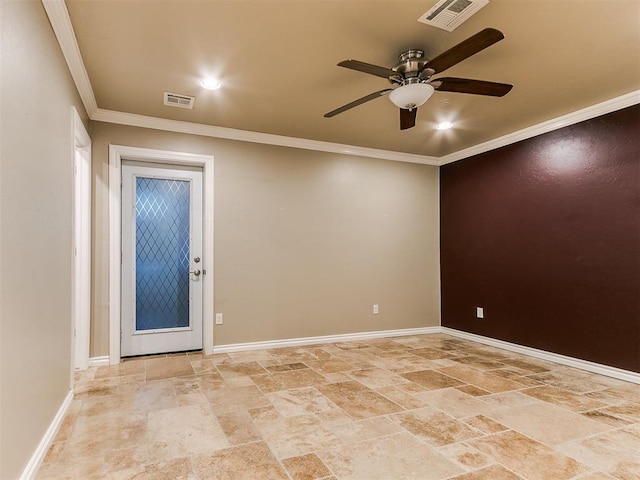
xmin=43 ymin=0 xmax=639 ymax=165
xmin=42 ymin=0 xmax=97 ymax=117
xmin=438 ymin=90 xmax=640 ymax=165
xmin=93 ymin=91 xmax=640 ymax=165
xmin=92 ymin=108 xmax=440 ymax=165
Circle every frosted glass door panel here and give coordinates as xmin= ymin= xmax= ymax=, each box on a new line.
xmin=135 ymin=177 xmax=190 ymax=331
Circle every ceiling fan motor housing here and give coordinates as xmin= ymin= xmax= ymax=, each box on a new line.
xmin=390 ymin=50 xmax=432 ymax=86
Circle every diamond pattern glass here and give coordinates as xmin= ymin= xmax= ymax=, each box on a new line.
xmin=135 ymin=177 xmax=190 ymax=331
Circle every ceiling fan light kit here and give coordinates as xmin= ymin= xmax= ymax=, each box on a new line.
xmin=389 ymin=83 xmax=435 ymax=110
xmin=325 ymin=28 xmax=513 ymax=131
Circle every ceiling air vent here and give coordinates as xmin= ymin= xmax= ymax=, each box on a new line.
xmin=163 ymin=92 xmax=195 ymax=109
xmin=418 ymin=0 xmax=489 ymax=32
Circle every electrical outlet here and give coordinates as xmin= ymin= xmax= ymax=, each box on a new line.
xmin=476 ymin=307 xmax=484 ymax=319
xmin=215 ymin=313 xmax=223 ymax=325
xmin=373 ymin=304 xmax=379 ymax=315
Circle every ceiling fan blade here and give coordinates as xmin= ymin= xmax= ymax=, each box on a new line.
xmin=425 ymin=28 xmax=505 ymax=74
xmin=338 ymin=60 xmax=397 ymax=79
xmin=324 ymin=89 xmax=392 ymax=118
xmin=400 ymin=108 xmax=417 ymax=130
xmin=432 ymin=77 xmax=513 ymax=96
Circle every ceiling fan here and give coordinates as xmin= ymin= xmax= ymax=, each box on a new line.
xmin=324 ymin=28 xmax=513 ymax=130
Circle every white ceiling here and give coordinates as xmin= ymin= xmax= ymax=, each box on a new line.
xmin=58 ymin=0 xmax=640 ymax=160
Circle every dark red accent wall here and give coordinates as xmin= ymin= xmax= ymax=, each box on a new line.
xmin=440 ymin=105 xmax=640 ymax=372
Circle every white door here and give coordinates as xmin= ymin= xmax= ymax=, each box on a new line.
xmin=121 ymin=163 xmax=203 ymax=357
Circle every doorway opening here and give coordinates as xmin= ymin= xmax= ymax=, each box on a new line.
xmin=109 ymin=145 xmax=214 ymax=364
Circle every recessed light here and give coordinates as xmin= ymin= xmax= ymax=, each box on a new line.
xmin=436 ymin=121 xmax=453 ymax=130
xmin=200 ymin=77 xmax=222 ymax=90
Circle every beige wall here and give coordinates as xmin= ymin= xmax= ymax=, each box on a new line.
xmin=0 ymin=1 xmax=88 ymax=478
xmin=90 ymin=123 xmax=440 ymax=356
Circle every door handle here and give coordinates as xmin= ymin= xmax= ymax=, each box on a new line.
xmin=189 ymin=269 xmax=201 ymax=277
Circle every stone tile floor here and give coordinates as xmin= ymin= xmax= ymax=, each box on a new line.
xmin=37 ymin=334 xmax=640 ymax=479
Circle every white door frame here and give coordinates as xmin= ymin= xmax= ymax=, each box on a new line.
xmin=72 ymin=107 xmax=91 ymax=372
xmin=109 ymin=145 xmax=214 ymax=364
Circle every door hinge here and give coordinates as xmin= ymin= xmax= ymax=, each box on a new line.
xmin=202 ymin=269 xmax=207 ymax=275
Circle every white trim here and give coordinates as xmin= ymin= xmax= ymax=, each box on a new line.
xmin=441 ymin=327 xmax=640 ymax=385
xmin=88 ymin=356 xmax=110 ymax=367
xmin=19 ymin=390 xmax=73 ymax=480
xmin=92 ymin=109 xmax=440 ymax=165
xmin=212 ymin=327 xmax=441 ymax=354
xmin=71 ymin=107 xmax=91 ymax=372
xmin=108 ymin=147 xmax=121 ymax=365
xmin=109 ymin=145 xmax=215 ymax=364
xmin=41 ymin=0 xmax=97 ymax=117
xmin=439 ymin=90 xmax=640 ymax=165
xmin=73 ymin=108 xmax=91 ymax=147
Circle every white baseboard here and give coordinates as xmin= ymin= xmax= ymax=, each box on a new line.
xmin=214 ymin=326 xmax=639 ymax=384
xmin=212 ymin=326 xmax=441 ymax=354
xmin=20 ymin=389 xmax=74 ymax=480
xmin=441 ymin=327 xmax=640 ymax=385
xmin=88 ymin=356 xmax=110 ymax=367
